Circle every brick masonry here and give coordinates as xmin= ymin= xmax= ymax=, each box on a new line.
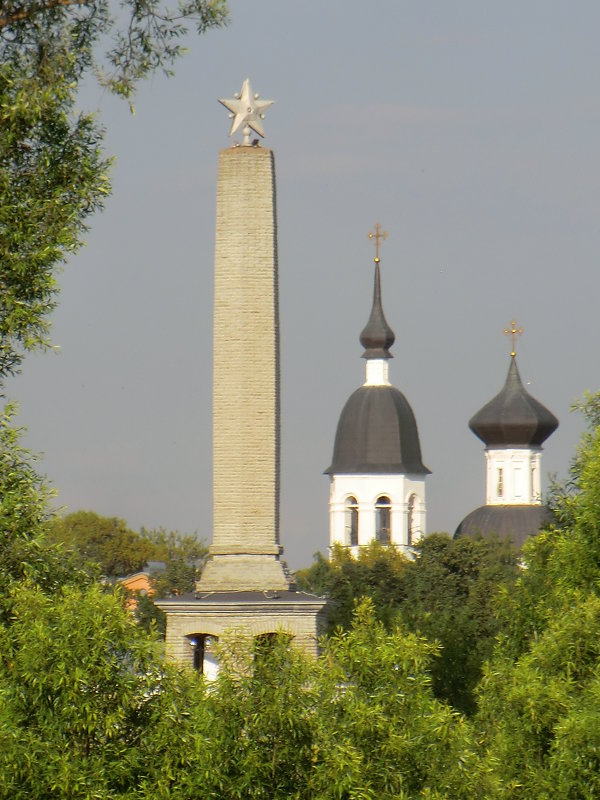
xmin=160 ymin=144 xmax=327 ymax=665
xmin=162 ymin=594 xmax=328 ymax=666
xmin=201 ymin=145 xmax=292 ymax=591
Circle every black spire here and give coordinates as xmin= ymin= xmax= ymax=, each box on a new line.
xmin=469 ymin=356 xmax=559 ymax=447
xmin=360 ymin=261 xmax=395 ymax=359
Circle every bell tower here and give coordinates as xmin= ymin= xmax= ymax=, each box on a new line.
xmin=326 ymin=226 xmax=430 ymax=555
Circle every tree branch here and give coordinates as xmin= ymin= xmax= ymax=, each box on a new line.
xmin=0 ymin=0 xmax=87 ymax=30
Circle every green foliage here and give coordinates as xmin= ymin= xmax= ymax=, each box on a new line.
xmin=48 ymin=510 xmax=158 ymax=576
xmin=189 ymin=632 xmax=316 ymax=800
xmin=0 ymin=0 xmax=229 ymax=99
xmin=496 ymin=393 xmax=600 ymax=660
xmin=477 ymin=593 xmax=600 ymax=799
xmin=134 ymin=589 xmax=167 ymax=635
xmin=0 ymin=405 xmax=52 ymax=582
xmin=7 ymin=387 xmax=600 ymax=798
xmin=0 ymin=52 xmax=109 ymax=381
xmin=297 ymin=535 xmax=520 ymax=714
xmin=0 ymin=0 xmax=227 ymax=386
xmin=48 ymin=513 xmax=207 ymax=581
xmin=47 ymin=513 xmax=206 ymax=637
xmin=0 ymin=405 xmax=89 ymax=622
xmin=472 ymin=391 xmax=600 ymax=797
xmin=0 ymin=579 xmax=198 ymax=799
xmin=400 ymin=533 xmax=520 ymax=714
xmin=309 ymin=599 xmax=491 ymax=799
xmin=139 ymin=526 xmax=208 ymax=596
xmin=296 ymin=542 xmax=410 ymax=631
xmin=0 ymin=413 xmax=205 ymax=797
xmin=139 ymin=600 xmax=490 ymax=800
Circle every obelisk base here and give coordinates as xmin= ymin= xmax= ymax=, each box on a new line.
xmin=158 ymin=591 xmax=328 ymax=665
xmin=198 ymin=552 xmax=294 ymax=592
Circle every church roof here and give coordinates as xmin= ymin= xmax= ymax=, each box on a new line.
xmin=469 ymin=356 xmax=558 ymax=447
xmin=454 ymin=504 xmax=552 ymax=549
xmin=359 ymin=262 xmax=395 ymax=359
xmin=327 ymin=241 xmax=428 ymax=477
xmin=325 ymin=385 xmax=430 ymax=475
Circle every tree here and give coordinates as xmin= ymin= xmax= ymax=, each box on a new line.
xmin=477 ymin=593 xmax=600 ymax=799
xmin=138 ymin=600 xmax=492 ymax=800
xmin=139 ymin=526 xmax=208 ymax=596
xmin=47 ymin=512 xmax=207 ymax=635
xmin=297 ymin=535 xmax=521 ymax=714
xmin=296 ymin=542 xmax=410 ymax=631
xmin=48 ymin=510 xmax=158 ymax=576
xmin=136 ymin=527 xmax=208 ymax=635
xmin=48 ymin=512 xmax=207 ymax=580
xmin=0 ymin=0 xmax=228 ymax=385
xmin=0 ymin=0 xmax=229 ymax=98
xmin=306 ymin=599 xmax=492 ymax=799
xmin=495 ymin=392 xmax=600 ymax=661
xmin=0 ymin=54 xmax=109 ymax=381
xmin=0 ymin=423 xmax=208 ymax=797
xmin=473 ymin=392 xmax=600 ymax=797
xmin=399 ymin=533 xmax=520 ymax=715
xmin=0 ymin=579 xmax=202 ymax=799
xmin=0 ymin=406 xmax=91 ymax=625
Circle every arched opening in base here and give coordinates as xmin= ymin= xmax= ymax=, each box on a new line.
xmin=187 ymin=634 xmax=219 ymax=679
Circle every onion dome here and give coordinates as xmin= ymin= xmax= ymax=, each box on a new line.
xmin=327 ymin=226 xmax=429 ymax=476
xmin=325 ymin=385 xmax=430 ymax=475
xmin=454 ymin=505 xmax=552 ymax=549
xmin=469 ymin=356 xmax=558 ymax=447
xmin=359 ymin=261 xmax=395 ymax=359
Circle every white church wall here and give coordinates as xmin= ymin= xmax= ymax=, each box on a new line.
xmin=329 ymin=473 xmax=427 ymax=555
xmin=485 ymin=447 xmax=542 ymax=505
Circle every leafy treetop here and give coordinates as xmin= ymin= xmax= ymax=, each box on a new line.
xmin=0 ymin=0 xmax=228 ymax=385
xmin=0 ymin=0 xmax=229 ymax=98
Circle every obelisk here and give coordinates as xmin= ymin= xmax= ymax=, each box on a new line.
xmin=198 ymin=78 xmax=293 ymax=591
xmin=157 ymin=81 xmax=326 ymax=667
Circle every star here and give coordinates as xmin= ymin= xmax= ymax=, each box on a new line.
xmin=219 ymin=78 xmax=275 ymax=142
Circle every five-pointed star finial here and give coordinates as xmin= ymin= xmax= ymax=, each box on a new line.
xmin=219 ymin=78 xmax=275 ymax=145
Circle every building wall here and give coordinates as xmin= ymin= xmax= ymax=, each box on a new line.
xmin=329 ymin=472 xmax=426 ymax=555
xmin=162 ymin=600 xmax=328 ymax=667
xmin=485 ymin=446 xmax=542 ymax=505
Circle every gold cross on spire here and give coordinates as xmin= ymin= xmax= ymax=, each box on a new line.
xmin=504 ymin=319 xmax=524 ymax=357
xmin=368 ymin=222 xmax=388 ymax=264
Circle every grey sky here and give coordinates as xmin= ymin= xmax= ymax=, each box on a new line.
xmin=12 ymin=1 xmax=600 ymax=569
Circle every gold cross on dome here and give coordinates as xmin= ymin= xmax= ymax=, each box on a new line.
xmin=368 ymin=223 xmax=388 ymax=263
xmin=504 ymin=319 xmax=524 ymax=357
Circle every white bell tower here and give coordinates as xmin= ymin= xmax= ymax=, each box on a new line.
xmin=326 ymin=225 xmax=430 ymax=556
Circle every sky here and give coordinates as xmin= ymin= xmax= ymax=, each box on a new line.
xmin=12 ymin=1 xmax=600 ymax=569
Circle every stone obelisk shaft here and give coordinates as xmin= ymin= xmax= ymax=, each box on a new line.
xmin=198 ymin=146 xmax=292 ymax=591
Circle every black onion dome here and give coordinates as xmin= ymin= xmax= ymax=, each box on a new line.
xmin=360 ymin=263 xmax=395 ymax=359
xmin=469 ymin=357 xmax=558 ymax=447
xmin=325 ymin=385 xmax=430 ymax=475
xmin=454 ymin=504 xmax=552 ymax=549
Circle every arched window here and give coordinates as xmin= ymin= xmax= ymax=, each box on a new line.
xmin=345 ymin=496 xmax=359 ymax=546
xmin=375 ymin=496 xmax=391 ymax=545
xmin=188 ymin=634 xmax=219 ymax=678
xmin=407 ymin=494 xmax=417 ymax=546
